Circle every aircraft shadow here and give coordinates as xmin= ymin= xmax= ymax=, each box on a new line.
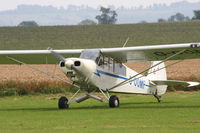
xmin=70 ymin=101 xmax=200 ymax=110
xmin=0 ymin=101 xmax=200 ymax=111
xmin=0 ymin=107 xmax=59 ymax=112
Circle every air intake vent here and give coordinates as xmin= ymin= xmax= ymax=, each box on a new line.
xmin=74 ymin=61 xmax=81 ymax=66
xmin=60 ymin=62 xmax=65 ymax=67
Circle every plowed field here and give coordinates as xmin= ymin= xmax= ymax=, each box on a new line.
xmin=0 ymin=59 xmax=199 ymax=83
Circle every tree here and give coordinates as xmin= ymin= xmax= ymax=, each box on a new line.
xmin=192 ymin=10 xmax=200 ymax=20
xmin=175 ymin=13 xmax=185 ymax=21
xmin=168 ymin=13 xmax=190 ymax=22
xmin=158 ymin=18 xmax=167 ymax=23
xmin=95 ymin=7 xmax=117 ymax=24
xmin=139 ymin=21 xmax=147 ymax=23
xmin=168 ymin=15 xmax=175 ymax=22
xmin=185 ymin=16 xmax=190 ymax=21
xmin=18 ymin=21 xmax=38 ymax=27
xmin=78 ymin=19 xmax=97 ymax=25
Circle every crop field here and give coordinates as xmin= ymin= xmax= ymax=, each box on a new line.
xmin=0 ymin=21 xmax=200 ymax=51
xmin=0 ymin=59 xmax=199 ymax=94
xmin=0 ymin=92 xmax=200 ymax=133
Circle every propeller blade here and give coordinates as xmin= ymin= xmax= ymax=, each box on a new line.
xmin=48 ymin=47 xmax=65 ymax=62
xmin=71 ymin=65 xmax=86 ymax=79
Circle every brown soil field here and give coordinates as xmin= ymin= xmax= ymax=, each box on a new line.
xmin=126 ymin=59 xmax=200 ymax=81
xmin=0 ymin=59 xmax=199 ymax=87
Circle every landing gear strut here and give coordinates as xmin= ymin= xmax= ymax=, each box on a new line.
xmin=153 ymin=95 xmax=162 ymax=103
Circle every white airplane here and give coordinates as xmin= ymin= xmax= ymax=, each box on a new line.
xmin=0 ymin=43 xmax=200 ymax=109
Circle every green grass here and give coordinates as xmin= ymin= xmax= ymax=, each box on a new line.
xmin=0 ymin=21 xmax=200 ymax=50
xmin=0 ymin=92 xmax=200 ymax=133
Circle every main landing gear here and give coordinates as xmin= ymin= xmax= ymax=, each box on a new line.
xmin=58 ymin=96 xmax=69 ymax=109
xmin=153 ymin=94 xmax=162 ymax=103
xmin=58 ymin=88 xmax=120 ymax=109
xmin=109 ymin=95 xmax=120 ymax=108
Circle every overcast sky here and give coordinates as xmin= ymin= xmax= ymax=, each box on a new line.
xmin=0 ymin=0 xmax=200 ymax=11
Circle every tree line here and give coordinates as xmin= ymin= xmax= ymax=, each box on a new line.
xmin=78 ymin=7 xmax=117 ymax=25
xmin=79 ymin=7 xmax=200 ymax=25
xmin=18 ymin=7 xmax=200 ymax=26
xmin=158 ymin=10 xmax=200 ymax=23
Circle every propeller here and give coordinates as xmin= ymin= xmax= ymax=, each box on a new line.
xmin=48 ymin=48 xmax=86 ymax=79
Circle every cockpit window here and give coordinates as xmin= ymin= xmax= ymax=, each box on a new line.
xmin=80 ymin=49 xmax=100 ymax=63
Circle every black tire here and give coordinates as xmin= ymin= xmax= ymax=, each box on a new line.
xmin=109 ymin=95 xmax=119 ymax=108
xmin=58 ymin=96 xmax=69 ymax=109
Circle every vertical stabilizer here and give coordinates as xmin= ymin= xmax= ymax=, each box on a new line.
xmin=147 ymin=61 xmax=167 ymax=80
xmin=147 ymin=61 xmax=167 ymax=95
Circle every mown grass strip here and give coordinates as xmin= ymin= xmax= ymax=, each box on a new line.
xmin=0 ymin=92 xmax=200 ymax=133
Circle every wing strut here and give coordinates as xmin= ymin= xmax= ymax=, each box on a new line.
xmin=123 ymin=60 xmax=183 ymax=87
xmin=126 ymin=60 xmax=183 ymax=85
xmin=108 ymin=49 xmax=186 ymax=90
xmin=6 ymin=56 xmax=80 ymax=89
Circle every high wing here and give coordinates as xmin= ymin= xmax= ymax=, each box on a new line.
xmin=101 ymin=43 xmax=200 ymax=62
xmin=0 ymin=49 xmax=83 ymax=64
xmin=0 ymin=43 xmax=200 ymax=64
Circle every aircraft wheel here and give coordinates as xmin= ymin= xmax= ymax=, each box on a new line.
xmin=109 ymin=95 xmax=119 ymax=108
xmin=58 ymin=96 xmax=69 ymax=109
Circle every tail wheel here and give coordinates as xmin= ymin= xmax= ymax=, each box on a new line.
xmin=109 ymin=95 xmax=119 ymax=108
xmin=58 ymin=96 xmax=69 ymax=109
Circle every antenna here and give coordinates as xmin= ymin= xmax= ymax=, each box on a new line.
xmin=122 ymin=37 xmax=129 ymax=47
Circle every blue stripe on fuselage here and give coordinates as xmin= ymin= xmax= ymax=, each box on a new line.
xmin=94 ymin=69 xmax=127 ymax=80
xmin=94 ymin=69 xmax=150 ymax=88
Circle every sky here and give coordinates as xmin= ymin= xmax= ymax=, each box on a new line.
xmin=0 ymin=0 xmax=200 ymax=11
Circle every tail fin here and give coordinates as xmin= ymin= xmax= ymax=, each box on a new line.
xmin=147 ymin=61 xmax=167 ymax=80
xmin=147 ymin=61 xmax=167 ymax=95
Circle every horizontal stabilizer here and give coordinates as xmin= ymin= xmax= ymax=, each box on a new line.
xmin=151 ymin=80 xmax=200 ymax=87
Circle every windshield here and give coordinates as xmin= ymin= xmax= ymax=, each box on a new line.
xmin=80 ymin=49 xmax=100 ymax=62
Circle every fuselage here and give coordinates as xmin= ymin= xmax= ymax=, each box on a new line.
xmin=60 ymin=57 xmax=156 ymax=95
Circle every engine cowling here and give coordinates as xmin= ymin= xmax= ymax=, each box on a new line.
xmin=59 ymin=58 xmax=96 ymax=83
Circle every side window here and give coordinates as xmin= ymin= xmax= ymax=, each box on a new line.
xmin=97 ymin=55 xmax=104 ymax=66
xmin=103 ymin=56 xmax=109 ymax=70
xmin=108 ymin=58 xmax=114 ymax=72
xmin=98 ymin=54 xmax=126 ymax=76
xmin=115 ymin=62 xmax=126 ymax=76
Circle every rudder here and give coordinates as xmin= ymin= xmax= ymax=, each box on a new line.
xmin=147 ymin=61 xmax=167 ymax=95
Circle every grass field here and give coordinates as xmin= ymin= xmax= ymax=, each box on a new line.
xmin=0 ymin=21 xmax=200 ymax=50
xmin=0 ymin=92 xmax=200 ymax=133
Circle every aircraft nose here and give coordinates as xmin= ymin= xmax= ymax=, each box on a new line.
xmin=65 ymin=60 xmax=74 ymax=69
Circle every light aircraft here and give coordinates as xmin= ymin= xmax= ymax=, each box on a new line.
xmin=0 ymin=43 xmax=200 ymax=109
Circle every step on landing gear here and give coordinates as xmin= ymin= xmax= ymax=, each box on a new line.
xmin=58 ymin=96 xmax=69 ymax=109
xmin=109 ymin=95 xmax=120 ymax=108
